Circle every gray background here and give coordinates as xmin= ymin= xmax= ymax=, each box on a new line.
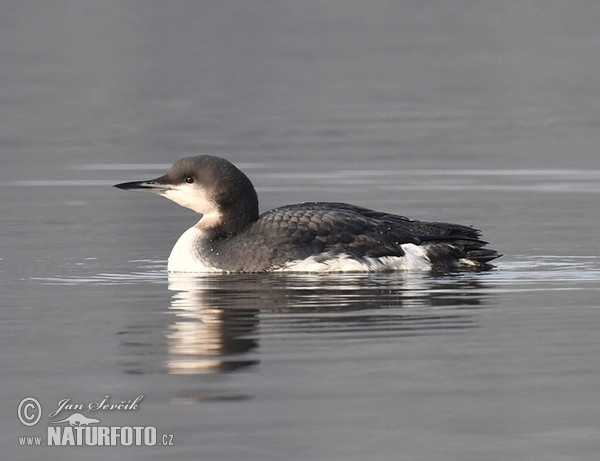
xmin=2 ymin=1 xmax=599 ymax=460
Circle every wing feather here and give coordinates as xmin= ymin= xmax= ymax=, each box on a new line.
xmin=207 ymin=202 xmax=497 ymax=271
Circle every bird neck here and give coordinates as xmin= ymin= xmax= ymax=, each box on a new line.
xmin=198 ymin=195 xmax=259 ymax=240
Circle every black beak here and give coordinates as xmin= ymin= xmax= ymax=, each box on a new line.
xmin=113 ymin=179 xmax=170 ymax=192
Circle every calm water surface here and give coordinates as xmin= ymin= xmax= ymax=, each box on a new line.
xmin=2 ymin=2 xmax=600 ymax=460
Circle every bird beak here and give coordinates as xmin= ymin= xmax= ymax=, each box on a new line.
xmin=113 ymin=178 xmax=170 ymax=193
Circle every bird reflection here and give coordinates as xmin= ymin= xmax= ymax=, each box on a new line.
xmin=167 ymin=306 xmax=259 ymax=374
xmin=166 ymin=275 xmax=265 ymax=375
xmin=118 ymin=270 xmax=494 ymax=385
xmin=163 ymin=272 xmax=492 ymax=376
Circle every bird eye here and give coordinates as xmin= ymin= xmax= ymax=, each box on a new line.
xmin=185 ymin=177 xmax=195 ymax=184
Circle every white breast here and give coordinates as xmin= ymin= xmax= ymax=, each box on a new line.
xmin=167 ymin=226 xmax=222 ymax=273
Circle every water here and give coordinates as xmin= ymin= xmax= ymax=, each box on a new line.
xmin=2 ymin=2 xmax=600 ymax=460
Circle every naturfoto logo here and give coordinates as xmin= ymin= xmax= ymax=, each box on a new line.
xmin=50 ymin=413 xmax=100 ymax=426
xmin=17 ymin=395 xmax=175 ymax=448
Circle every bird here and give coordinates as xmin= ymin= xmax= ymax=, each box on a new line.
xmin=114 ymin=155 xmax=500 ymax=273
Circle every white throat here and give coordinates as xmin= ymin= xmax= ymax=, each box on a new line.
xmin=162 ymin=185 xmax=218 ymax=216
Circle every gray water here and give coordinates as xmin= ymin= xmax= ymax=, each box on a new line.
xmin=2 ymin=2 xmax=600 ymax=460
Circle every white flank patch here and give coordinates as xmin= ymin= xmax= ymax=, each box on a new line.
xmin=400 ymin=243 xmax=432 ymax=270
xmin=279 ymin=244 xmax=432 ymax=273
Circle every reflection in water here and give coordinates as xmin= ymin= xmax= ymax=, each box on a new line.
xmin=164 ymin=272 xmax=491 ymax=377
xmin=167 ymin=305 xmax=259 ymax=375
xmin=100 ymin=256 xmax=597 ymax=395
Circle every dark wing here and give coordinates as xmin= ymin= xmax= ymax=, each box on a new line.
xmin=355 ymin=204 xmax=500 ymax=266
xmin=211 ymin=202 xmax=498 ymax=271
xmin=250 ymin=202 xmax=418 ymax=256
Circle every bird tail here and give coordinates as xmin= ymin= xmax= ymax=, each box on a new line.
xmin=424 ymin=238 xmax=501 ymax=271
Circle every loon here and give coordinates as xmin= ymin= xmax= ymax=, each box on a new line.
xmin=114 ymin=155 xmax=500 ymax=273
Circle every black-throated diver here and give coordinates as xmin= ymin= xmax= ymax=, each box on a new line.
xmin=114 ymin=155 xmax=500 ymax=273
